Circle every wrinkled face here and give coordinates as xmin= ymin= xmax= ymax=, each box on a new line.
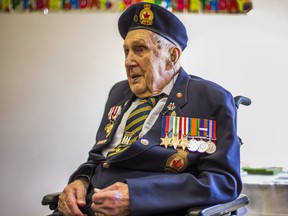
xmin=123 ymin=29 xmax=173 ymax=98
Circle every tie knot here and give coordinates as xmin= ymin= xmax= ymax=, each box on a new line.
xmin=141 ymin=94 xmax=165 ymax=107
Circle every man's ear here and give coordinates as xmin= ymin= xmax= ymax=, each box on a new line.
xmin=170 ymin=46 xmax=181 ymax=64
xmin=166 ymin=46 xmax=181 ymax=70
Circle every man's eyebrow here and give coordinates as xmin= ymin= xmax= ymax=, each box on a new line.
xmin=123 ymin=40 xmax=147 ymax=48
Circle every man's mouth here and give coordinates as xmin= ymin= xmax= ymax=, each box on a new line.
xmin=130 ymin=74 xmax=141 ymax=82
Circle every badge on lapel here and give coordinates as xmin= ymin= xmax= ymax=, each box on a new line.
xmin=104 ymin=105 xmax=122 ymax=138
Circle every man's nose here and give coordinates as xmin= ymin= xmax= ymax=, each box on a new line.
xmin=125 ymin=52 xmax=136 ymax=67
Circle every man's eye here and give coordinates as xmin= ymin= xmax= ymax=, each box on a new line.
xmin=135 ymin=46 xmax=146 ymax=53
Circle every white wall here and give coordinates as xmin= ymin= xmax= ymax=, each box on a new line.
xmin=0 ymin=0 xmax=287 ymax=215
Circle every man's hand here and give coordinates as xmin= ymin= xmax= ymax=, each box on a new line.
xmin=91 ymin=182 xmax=130 ymax=216
xmin=58 ymin=178 xmax=89 ymax=216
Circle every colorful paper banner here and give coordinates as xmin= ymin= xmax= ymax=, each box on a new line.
xmin=1 ymin=0 xmax=253 ymax=14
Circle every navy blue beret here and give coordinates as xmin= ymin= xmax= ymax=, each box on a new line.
xmin=118 ymin=2 xmax=188 ymax=51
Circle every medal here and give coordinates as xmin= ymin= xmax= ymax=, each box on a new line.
xmin=121 ymin=131 xmax=134 ymax=144
xmin=108 ymin=105 xmax=122 ymax=121
xmin=180 ymin=116 xmax=188 ymax=150
xmin=105 ymin=105 xmax=122 ymax=138
xmin=104 ymin=122 xmax=114 ymax=138
xmin=161 ymin=114 xmax=173 ymax=147
xmin=181 ymin=135 xmax=188 ymax=150
xmin=160 ymin=134 xmax=171 ymax=148
xmin=187 ymin=139 xmax=199 ymax=151
xmin=206 ymin=140 xmax=217 ymax=154
xmin=171 ymin=114 xmax=180 ymax=149
xmin=171 ymin=134 xmax=180 ymax=149
xmin=197 ymin=140 xmax=208 ymax=153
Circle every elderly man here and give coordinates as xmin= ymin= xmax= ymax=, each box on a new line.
xmin=53 ymin=2 xmax=241 ymax=216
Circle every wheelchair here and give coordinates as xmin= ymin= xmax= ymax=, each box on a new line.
xmin=42 ymin=95 xmax=251 ymax=216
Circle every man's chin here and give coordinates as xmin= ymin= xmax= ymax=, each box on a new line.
xmin=130 ymin=83 xmax=142 ymax=91
xmin=130 ymin=88 xmax=147 ymax=98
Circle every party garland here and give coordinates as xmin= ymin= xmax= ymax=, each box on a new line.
xmin=1 ymin=0 xmax=253 ymax=13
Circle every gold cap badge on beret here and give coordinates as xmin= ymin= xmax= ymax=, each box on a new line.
xmin=139 ymin=4 xmax=154 ymax=26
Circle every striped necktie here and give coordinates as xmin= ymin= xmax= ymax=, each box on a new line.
xmin=107 ymin=95 xmax=163 ymax=158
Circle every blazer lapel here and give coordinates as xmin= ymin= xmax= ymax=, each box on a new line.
xmin=94 ymin=88 xmax=135 ymax=151
xmin=162 ymin=68 xmax=190 ymax=116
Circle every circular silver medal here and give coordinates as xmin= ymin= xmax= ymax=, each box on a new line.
xmin=206 ymin=141 xmax=217 ymax=154
xmin=187 ymin=139 xmax=199 ymax=152
xmin=197 ymin=140 xmax=208 ymax=153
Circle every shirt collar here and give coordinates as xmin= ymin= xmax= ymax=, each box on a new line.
xmin=161 ymin=73 xmax=179 ymax=96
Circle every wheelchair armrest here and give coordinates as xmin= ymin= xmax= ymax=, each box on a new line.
xmin=42 ymin=193 xmax=249 ymax=216
xmin=42 ymin=192 xmax=61 ymax=210
xmin=186 ymin=194 xmax=249 ymax=216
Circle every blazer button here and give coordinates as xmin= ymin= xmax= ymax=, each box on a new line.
xmin=102 ymin=162 xmax=110 ymax=168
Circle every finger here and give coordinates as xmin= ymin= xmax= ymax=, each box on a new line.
xmin=94 ymin=188 xmax=123 ymax=201
xmin=90 ymin=202 xmax=101 ymax=213
xmin=94 ymin=188 xmax=101 ymax=193
xmin=58 ymin=193 xmax=72 ymax=216
xmin=76 ymin=187 xmax=87 ymax=207
xmin=57 ymin=200 xmax=67 ymax=215
xmin=66 ymin=193 xmax=85 ymax=216
xmin=92 ymin=190 xmax=122 ymax=209
xmin=91 ymin=202 xmax=107 ymax=216
xmin=59 ymin=200 xmax=77 ymax=216
xmin=92 ymin=191 xmax=105 ymax=204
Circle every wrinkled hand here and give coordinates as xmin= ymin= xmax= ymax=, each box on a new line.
xmin=91 ymin=182 xmax=130 ymax=216
xmin=58 ymin=178 xmax=89 ymax=216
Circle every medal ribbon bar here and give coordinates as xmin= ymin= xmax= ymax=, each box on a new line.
xmin=161 ymin=116 xmax=217 ymax=140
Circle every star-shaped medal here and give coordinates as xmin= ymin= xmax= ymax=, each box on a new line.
xmin=171 ymin=134 xmax=180 ymax=149
xmin=180 ymin=135 xmax=189 ymax=150
xmin=160 ymin=134 xmax=171 ymax=148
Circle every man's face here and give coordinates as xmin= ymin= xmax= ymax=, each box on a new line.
xmin=123 ymin=29 xmax=172 ymax=98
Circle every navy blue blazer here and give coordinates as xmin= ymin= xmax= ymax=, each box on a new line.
xmin=69 ymin=68 xmax=242 ymax=216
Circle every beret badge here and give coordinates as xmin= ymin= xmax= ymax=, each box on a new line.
xmin=139 ymin=4 xmax=154 ymax=26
